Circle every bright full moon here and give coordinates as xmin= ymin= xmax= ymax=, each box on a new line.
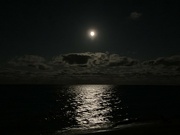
xmin=88 ymin=29 xmax=97 ymax=39
xmin=90 ymin=31 xmax=95 ymax=37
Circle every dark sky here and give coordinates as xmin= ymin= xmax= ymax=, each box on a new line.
xmin=1 ymin=0 xmax=180 ymax=62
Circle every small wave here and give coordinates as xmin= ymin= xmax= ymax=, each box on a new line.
xmin=55 ymin=122 xmax=151 ymax=135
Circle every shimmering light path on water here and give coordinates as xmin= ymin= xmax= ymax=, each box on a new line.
xmin=55 ymin=85 xmax=129 ymax=130
xmin=73 ymin=85 xmax=112 ymax=128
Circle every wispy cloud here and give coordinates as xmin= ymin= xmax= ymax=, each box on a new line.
xmin=129 ymin=11 xmax=142 ymax=20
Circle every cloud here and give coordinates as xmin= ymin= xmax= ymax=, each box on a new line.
xmin=129 ymin=11 xmax=142 ymax=20
xmin=51 ymin=52 xmax=138 ymax=67
xmin=0 ymin=53 xmax=180 ymax=84
xmin=52 ymin=52 xmax=108 ymax=67
xmin=8 ymin=55 xmax=51 ymax=70
xmin=143 ymin=55 xmax=180 ymax=67
xmin=153 ymin=55 xmax=180 ymax=66
xmin=108 ymin=54 xmax=139 ymax=66
xmin=142 ymin=55 xmax=180 ymax=77
xmin=62 ymin=54 xmax=91 ymax=65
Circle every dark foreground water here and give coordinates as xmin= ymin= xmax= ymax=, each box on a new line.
xmin=0 ymin=85 xmax=180 ymax=134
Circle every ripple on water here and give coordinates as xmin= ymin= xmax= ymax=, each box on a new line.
xmin=53 ymin=85 xmax=129 ymax=130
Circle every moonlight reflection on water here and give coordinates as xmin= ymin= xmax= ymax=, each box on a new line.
xmin=49 ymin=84 xmax=130 ymax=134
xmin=72 ymin=85 xmax=112 ymax=128
xmin=64 ymin=85 xmax=128 ymax=129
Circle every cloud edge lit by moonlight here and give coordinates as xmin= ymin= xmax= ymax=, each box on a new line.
xmin=0 ymin=52 xmax=180 ymax=85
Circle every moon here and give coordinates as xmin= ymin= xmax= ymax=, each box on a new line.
xmin=89 ymin=30 xmax=96 ymax=39
xmin=90 ymin=31 xmax=95 ymax=37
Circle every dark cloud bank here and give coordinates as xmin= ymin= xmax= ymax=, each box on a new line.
xmin=0 ymin=52 xmax=180 ymax=85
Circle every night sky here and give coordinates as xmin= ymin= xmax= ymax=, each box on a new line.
xmin=0 ymin=0 xmax=180 ymax=84
xmin=1 ymin=0 xmax=180 ymax=61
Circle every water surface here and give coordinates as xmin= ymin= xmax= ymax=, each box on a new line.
xmin=0 ymin=85 xmax=180 ymax=134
